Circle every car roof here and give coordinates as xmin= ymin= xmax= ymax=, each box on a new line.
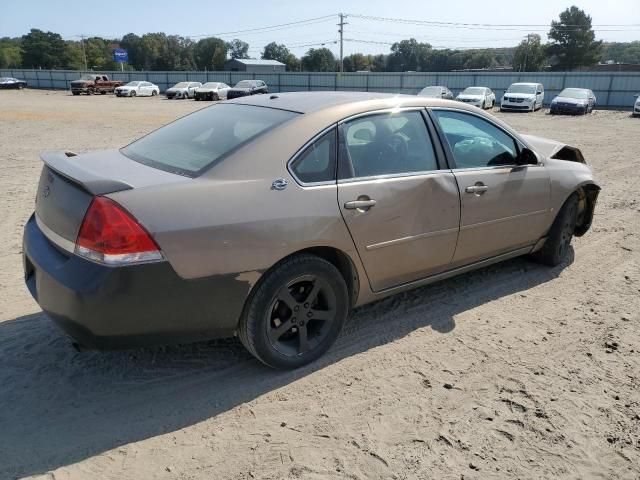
xmin=225 ymin=91 xmax=448 ymax=114
xmin=511 ymin=82 xmax=541 ymax=86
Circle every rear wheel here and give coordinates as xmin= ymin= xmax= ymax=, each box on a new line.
xmin=531 ymin=193 xmax=579 ymax=266
xmin=238 ymin=254 xmax=349 ymax=369
xmin=152 ymin=89 xmax=158 ymax=96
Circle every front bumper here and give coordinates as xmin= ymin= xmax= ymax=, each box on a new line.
xmin=194 ymin=91 xmax=215 ymax=100
xmin=227 ymin=91 xmax=249 ymax=99
xmin=634 ymin=105 xmax=640 ymax=115
xmin=23 ymin=215 xmax=250 ymax=349
xmin=115 ymin=90 xmax=133 ymax=97
xmin=501 ymin=102 xmax=533 ymax=111
xmin=71 ymin=86 xmax=90 ymax=94
xmin=550 ymin=103 xmax=587 ymax=114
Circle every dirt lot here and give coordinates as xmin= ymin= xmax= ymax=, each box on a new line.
xmin=1 ymin=89 xmax=638 ymax=480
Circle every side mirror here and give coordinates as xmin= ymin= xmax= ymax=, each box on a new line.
xmin=517 ymin=147 xmax=538 ymax=166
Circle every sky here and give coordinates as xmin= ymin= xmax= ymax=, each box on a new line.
xmin=1 ymin=0 xmax=639 ymax=57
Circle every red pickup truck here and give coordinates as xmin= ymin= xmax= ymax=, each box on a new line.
xmin=70 ymin=74 xmax=123 ymax=95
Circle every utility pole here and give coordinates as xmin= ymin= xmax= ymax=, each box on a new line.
xmin=80 ymin=34 xmax=88 ymax=71
xmin=338 ymin=13 xmax=347 ymax=73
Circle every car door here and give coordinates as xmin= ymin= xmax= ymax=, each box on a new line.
xmin=430 ymin=108 xmax=551 ymax=266
xmin=336 ymin=109 xmax=461 ymax=292
xmin=219 ymin=83 xmax=229 ymax=98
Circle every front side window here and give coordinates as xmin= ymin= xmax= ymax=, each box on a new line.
xmin=339 ymin=110 xmax=438 ymax=179
xmin=290 ymin=129 xmax=336 ymax=184
xmin=432 ymin=110 xmax=518 ymax=169
xmin=122 ymin=104 xmax=298 ymax=176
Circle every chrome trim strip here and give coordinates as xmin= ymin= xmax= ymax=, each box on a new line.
xmin=337 ymin=168 xmax=448 ymax=184
xmin=375 ymin=246 xmax=533 ymax=295
xmin=460 ymin=209 xmax=547 ymax=230
xmin=338 ymin=106 xmax=427 ymax=125
xmin=366 ymin=227 xmax=459 ymax=251
xmin=35 ymin=214 xmax=75 ymax=254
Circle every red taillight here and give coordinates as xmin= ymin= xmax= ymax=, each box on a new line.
xmin=75 ymin=197 xmax=162 ymax=265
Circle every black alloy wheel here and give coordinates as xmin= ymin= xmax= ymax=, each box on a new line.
xmin=239 ymin=254 xmax=349 ymax=369
xmin=267 ymin=274 xmax=337 ymax=357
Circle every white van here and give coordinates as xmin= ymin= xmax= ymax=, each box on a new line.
xmin=500 ymin=82 xmax=544 ymax=112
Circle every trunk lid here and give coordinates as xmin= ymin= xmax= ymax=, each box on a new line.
xmin=35 ymin=149 xmax=189 ymax=245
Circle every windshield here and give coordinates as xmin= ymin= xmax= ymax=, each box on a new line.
xmin=506 ymin=84 xmax=537 ymax=94
xmin=202 ymin=82 xmax=219 ymax=88
xmin=125 ymin=81 xmax=141 ymax=87
xmin=462 ymin=87 xmax=486 ymax=95
xmin=419 ymin=86 xmax=441 ymax=96
xmin=172 ymin=82 xmax=189 ymax=89
xmin=235 ymin=80 xmax=253 ymax=88
xmin=558 ymin=88 xmax=588 ymax=99
xmin=122 ymin=104 xmax=298 ymax=177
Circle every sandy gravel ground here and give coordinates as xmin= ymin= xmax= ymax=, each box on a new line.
xmin=1 ymin=90 xmax=638 ymax=480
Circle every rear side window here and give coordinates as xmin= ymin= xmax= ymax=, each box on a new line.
xmin=122 ymin=104 xmax=298 ymax=177
xmin=432 ymin=110 xmax=518 ymax=169
xmin=290 ymin=129 xmax=336 ymax=184
xmin=339 ymin=110 xmax=438 ymax=179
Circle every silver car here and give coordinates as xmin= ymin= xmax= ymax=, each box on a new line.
xmin=23 ymin=92 xmax=600 ymax=369
xmin=165 ymin=81 xmax=201 ymax=99
xmin=418 ymin=86 xmax=454 ymax=100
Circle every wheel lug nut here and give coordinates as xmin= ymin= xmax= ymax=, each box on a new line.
xmin=294 ymin=306 xmax=299 ymax=312
xmin=299 ymin=320 xmax=305 ymax=326
xmin=304 ymin=303 xmax=309 ymax=308
xmin=307 ymin=312 xmax=313 ymax=318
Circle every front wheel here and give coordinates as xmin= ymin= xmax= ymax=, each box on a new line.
xmin=531 ymin=193 xmax=579 ymax=266
xmin=152 ymin=90 xmax=158 ymax=96
xmin=238 ymin=254 xmax=349 ymax=369
xmin=130 ymin=90 xmax=136 ymax=97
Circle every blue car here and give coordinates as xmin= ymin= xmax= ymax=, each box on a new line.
xmin=550 ymin=88 xmax=596 ymax=115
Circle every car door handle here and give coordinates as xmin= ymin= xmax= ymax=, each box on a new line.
xmin=344 ymin=199 xmax=377 ymax=210
xmin=465 ymin=184 xmax=488 ymax=194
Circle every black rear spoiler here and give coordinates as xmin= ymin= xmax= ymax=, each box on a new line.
xmin=40 ymin=151 xmax=133 ymax=196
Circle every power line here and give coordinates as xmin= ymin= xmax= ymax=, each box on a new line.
xmin=188 ymin=15 xmax=337 ymax=38
xmin=347 ymin=13 xmax=640 ymax=28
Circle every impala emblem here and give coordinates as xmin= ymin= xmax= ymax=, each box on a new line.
xmin=271 ymin=178 xmax=288 ymax=191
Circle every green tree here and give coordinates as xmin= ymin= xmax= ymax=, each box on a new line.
xmin=283 ymin=53 xmax=300 ymax=71
xmin=301 ymin=48 xmax=335 ymax=72
xmin=227 ymin=39 xmax=249 ymax=59
xmin=343 ymin=53 xmax=373 ymax=72
xmin=548 ymin=6 xmax=602 ymax=70
xmin=463 ymin=50 xmax=495 ymax=70
xmin=513 ymin=34 xmax=547 ymax=71
xmin=194 ymin=37 xmax=227 ymax=70
xmin=0 ymin=38 xmax=22 ymax=68
xmin=21 ymin=29 xmax=68 ymax=69
xmin=261 ymin=42 xmax=289 ymax=62
xmin=371 ymin=54 xmax=387 ymax=72
xmin=387 ymin=39 xmax=432 ymax=71
xmin=601 ymin=41 xmax=640 ymax=64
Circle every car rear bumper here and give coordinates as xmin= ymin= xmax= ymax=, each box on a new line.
xmin=23 ymin=214 xmax=252 ymax=349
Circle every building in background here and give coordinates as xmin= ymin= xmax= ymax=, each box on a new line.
xmin=224 ymin=59 xmax=286 ymax=73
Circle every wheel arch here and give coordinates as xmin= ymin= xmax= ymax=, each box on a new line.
xmin=573 ymin=182 xmax=601 ymax=237
xmin=240 ymin=246 xmax=360 ymax=324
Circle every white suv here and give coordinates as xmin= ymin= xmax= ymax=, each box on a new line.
xmin=633 ymin=94 xmax=640 ymax=117
xmin=501 ymin=82 xmax=544 ymax=112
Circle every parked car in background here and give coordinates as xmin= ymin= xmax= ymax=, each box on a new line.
xmin=0 ymin=77 xmax=27 ymax=89
xmin=226 ymin=80 xmax=268 ymax=99
xmin=194 ymin=82 xmax=231 ymax=101
xmin=633 ymin=94 xmax=640 ymax=117
xmin=456 ymin=87 xmax=496 ymax=109
xmin=115 ymin=81 xmax=160 ymax=97
xmin=23 ymin=92 xmax=600 ymax=369
xmin=70 ymin=74 xmax=123 ymax=95
xmin=549 ymin=88 xmax=596 ymax=115
xmin=417 ymin=86 xmax=454 ymax=99
xmin=165 ymin=81 xmax=201 ymax=99
xmin=501 ymin=82 xmax=544 ymax=112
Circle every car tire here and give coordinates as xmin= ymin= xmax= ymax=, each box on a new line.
xmin=531 ymin=193 xmax=579 ymax=267
xmin=213 ymin=92 xmax=219 ymax=101
xmin=482 ymin=100 xmax=486 ymax=109
xmin=131 ymin=90 xmax=136 ymax=97
xmin=152 ymin=90 xmax=158 ymax=96
xmin=238 ymin=254 xmax=349 ymax=369
xmin=72 ymin=91 xmax=80 ymax=96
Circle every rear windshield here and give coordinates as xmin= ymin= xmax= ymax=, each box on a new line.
xmin=559 ymin=88 xmax=588 ymax=99
xmin=506 ymin=84 xmax=537 ymax=94
xmin=121 ymin=104 xmax=298 ymax=177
